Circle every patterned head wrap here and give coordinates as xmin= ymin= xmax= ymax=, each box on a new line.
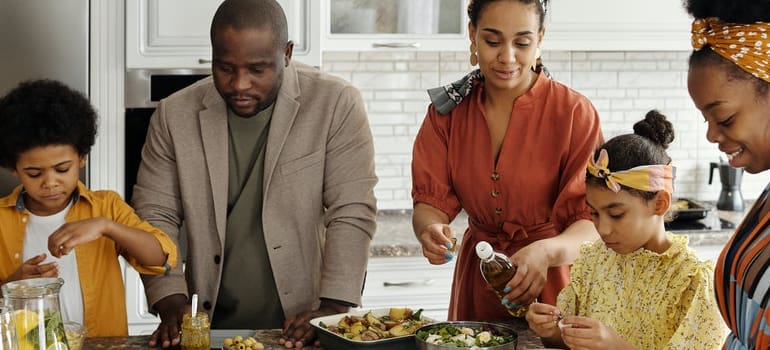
xmin=691 ymin=17 xmax=770 ymax=83
xmin=587 ymin=149 xmax=676 ymax=194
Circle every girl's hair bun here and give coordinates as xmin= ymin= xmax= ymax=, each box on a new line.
xmin=633 ymin=109 xmax=675 ymax=150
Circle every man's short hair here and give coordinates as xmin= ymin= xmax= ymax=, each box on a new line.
xmin=210 ymin=0 xmax=289 ymax=49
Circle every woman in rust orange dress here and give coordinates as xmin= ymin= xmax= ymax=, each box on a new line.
xmin=411 ymin=0 xmax=603 ymax=321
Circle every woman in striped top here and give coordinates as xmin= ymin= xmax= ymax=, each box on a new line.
xmin=686 ymin=0 xmax=770 ymax=348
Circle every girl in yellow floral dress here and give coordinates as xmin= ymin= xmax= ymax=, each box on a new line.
xmin=526 ymin=110 xmax=726 ymax=349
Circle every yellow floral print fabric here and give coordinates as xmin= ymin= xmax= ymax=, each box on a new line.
xmin=558 ymin=234 xmax=726 ymax=349
xmin=691 ymin=17 xmax=770 ymax=84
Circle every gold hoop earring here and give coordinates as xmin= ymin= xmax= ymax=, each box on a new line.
xmin=531 ymin=47 xmax=542 ymax=71
xmin=469 ymin=43 xmax=478 ymax=66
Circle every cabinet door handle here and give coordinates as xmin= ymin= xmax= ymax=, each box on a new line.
xmin=198 ymin=58 xmax=212 ymax=64
xmin=383 ymin=279 xmax=434 ymax=287
xmin=372 ymin=42 xmax=421 ymax=49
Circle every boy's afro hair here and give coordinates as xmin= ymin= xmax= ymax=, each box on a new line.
xmin=0 ymin=79 xmax=97 ymax=169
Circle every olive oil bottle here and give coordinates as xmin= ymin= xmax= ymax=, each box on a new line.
xmin=475 ymin=241 xmax=527 ymax=317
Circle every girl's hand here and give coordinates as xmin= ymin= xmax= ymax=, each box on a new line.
xmin=6 ymin=254 xmax=58 ymax=282
xmin=416 ymin=223 xmax=455 ymax=265
xmin=502 ymin=241 xmax=549 ymax=306
xmin=48 ymin=217 xmax=111 ymax=258
xmin=525 ymin=302 xmax=562 ymax=339
xmin=560 ymin=316 xmax=635 ymax=350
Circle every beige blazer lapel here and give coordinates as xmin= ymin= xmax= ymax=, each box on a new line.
xmin=199 ymin=87 xmax=229 ymax=244
xmin=264 ymin=63 xmax=300 ymax=195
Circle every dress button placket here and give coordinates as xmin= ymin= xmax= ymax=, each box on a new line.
xmin=491 ymin=172 xmax=502 ymax=216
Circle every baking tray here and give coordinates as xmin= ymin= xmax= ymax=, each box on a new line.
xmin=670 ymin=198 xmax=712 ymax=221
xmin=310 ymin=308 xmax=434 ymax=350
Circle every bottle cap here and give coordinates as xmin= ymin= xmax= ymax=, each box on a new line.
xmin=475 ymin=241 xmax=494 ymax=260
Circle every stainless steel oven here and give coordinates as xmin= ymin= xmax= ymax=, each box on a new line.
xmin=124 ymin=68 xmax=210 ymax=202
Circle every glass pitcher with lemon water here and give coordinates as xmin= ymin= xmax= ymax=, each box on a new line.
xmin=2 ymin=278 xmax=68 ymax=350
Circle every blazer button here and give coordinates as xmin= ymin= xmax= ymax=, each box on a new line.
xmin=203 ymin=301 xmax=212 ymax=310
xmin=491 ymin=189 xmax=500 ymax=198
xmin=214 ymin=255 xmax=221 ymax=264
xmin=495 ymin=208 xmax=503 ymax=215
xmin=491 ymin=172 xmax=500 ymax=181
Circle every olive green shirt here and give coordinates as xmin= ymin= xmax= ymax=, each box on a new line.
xmin=213 ymin=105 xmax=284 ymax=329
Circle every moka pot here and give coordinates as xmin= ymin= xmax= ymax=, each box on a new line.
xmin=709 ymin=162 xmax=744 ymax=211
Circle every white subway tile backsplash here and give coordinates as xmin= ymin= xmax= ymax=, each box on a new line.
xmin=368 ymin=101 xmax=403 ymax=113
xmin=322 ymin=51 xmax=360 ymax=61
xmin=618 ymin=71 xmax=683 ymax=87
xmin=374 ymin=90 xmax=426 ymax=100
xmin=367 ymin=113 xmax=417 ymax=125
xmin=408 ymin=62 xmax=440 ymax=72
xmin=352 ymin=72 xmax=424 ymax=90
xmin=587 ymin=52 xmax=626 ymax=60
xmin=572 ymin=71 xmax=619 ymax=88
xmin=322 ymin=50 xmax=770 ymax=210
xmin=416 ymin=52 xmax=440 ymax=61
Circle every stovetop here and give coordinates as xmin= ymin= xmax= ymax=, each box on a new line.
xmin=665 ymin=217 xmax=736 ymax=231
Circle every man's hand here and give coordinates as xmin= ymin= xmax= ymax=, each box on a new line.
xmin=278 ymin=299 xmax=350 ymax=349
xmin=148 ymin=294 xmax=190 ymax=348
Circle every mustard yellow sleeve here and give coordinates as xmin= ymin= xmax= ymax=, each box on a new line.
xmin=107 ymin=191 xmax=178 ymax=275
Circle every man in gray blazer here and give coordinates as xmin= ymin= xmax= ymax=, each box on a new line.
xmin=132 ymin=0 xmax=377 ymax=348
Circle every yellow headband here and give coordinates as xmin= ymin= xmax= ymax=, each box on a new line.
xmin=691 ymin=17 xmax=770 ymax=84
xmin=587 ymin=149 xmax=676 ymax=193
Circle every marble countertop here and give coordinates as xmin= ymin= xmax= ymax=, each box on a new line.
xmin=82 ymin=320 xmax=545 ymax=349
xmin=370 ymin=205 xmax=750 ymax=257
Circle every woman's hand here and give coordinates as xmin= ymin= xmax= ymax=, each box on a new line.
xmin=560 ymin=316 xmax=636 ymax=350
xmin=416 ymin=223 xmax=455 ymax=265
xmin=502 ymin=240 xmax=549 ymax=306
xmin=525 ymin=302 xmax=562 ymax=339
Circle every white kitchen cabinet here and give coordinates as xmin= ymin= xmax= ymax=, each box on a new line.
xmin=543 ymin=0 xmax=693 ymax=51
xmin=126 ymin=0 xmax=321 ymax=69
xmin=361 ymin=256 xmax=454 ymax=321
xmin=122 ymin=259 xmax=161 ymax=335
xmin=323 ymin=0 xmax=470 ymax=52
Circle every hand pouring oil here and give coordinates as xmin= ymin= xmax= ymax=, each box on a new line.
xmin=475 ymin=241 xmax=528 ymax=317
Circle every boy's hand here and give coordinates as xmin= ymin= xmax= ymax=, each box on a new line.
xmin=6 ymin=254 xmax=58 ymax=282
xmin=560 ymin=316 xmax=635 ymax=350
xmin=47 ymin=217 xmax=111 ymax=257
xmin=525 ymin=302 xmax=562 ymax=339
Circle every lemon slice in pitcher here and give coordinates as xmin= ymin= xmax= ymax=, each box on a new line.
xmin=13 ymin=309 xmax=39 ymax=337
